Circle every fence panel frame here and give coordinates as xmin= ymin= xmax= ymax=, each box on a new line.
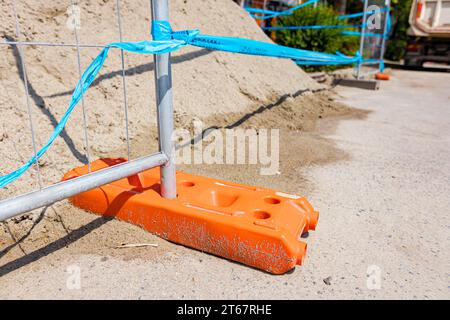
xmin=356 ymin=0 xmax=391 ymax=79
xmin=0 ymin=0 xmax=176 ymax=220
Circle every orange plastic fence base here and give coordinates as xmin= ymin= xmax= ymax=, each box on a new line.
xmin=375 ymin=72 xmax=390 ymax=81
xmin=63 ymin=158 xmax=319 ymax=274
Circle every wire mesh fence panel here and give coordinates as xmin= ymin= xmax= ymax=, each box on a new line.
xmin=357 ymin=0 xmax=391 ymax=78
xmin=0 ymin=0 xmax=172 ymax=218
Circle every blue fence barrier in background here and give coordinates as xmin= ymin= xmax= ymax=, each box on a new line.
xmin=257 ymin=5 xmax=390 ymax=39
xmin=245 ymin=0 xmax=391 ymax=73
xmin=245 ymin=0 xmax=320 ymax=20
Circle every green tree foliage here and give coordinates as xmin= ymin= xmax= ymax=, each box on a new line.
xmin=384 ymin=0 xmax=413 ymax=61
xmin=274 ymin=4 xmax=360 ymax=71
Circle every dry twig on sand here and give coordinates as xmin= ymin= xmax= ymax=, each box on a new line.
xmin=115 ymin=243 xmax=158 ymax=249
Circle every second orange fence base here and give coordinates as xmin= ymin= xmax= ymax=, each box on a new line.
xmin=63 ymin=158 xmax=319 ymax=274
xmin=375 ymin=72 xmax=390 ymax=81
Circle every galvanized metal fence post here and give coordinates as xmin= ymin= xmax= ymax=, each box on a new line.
xmin=378 ymin=0 xmax=391 ymax=73
xmin=151 ymin=0 xmax=177 ymax=199
xmin=356 ymin=0 xmax=369 ymax=79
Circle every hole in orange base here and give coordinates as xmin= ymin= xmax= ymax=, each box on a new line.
xmin=181 ymin=181 xmax=195 ymax=187
xmin=264 ymin=197 xmax=280 ymax=204
xmin=254 ymin=210 xmax=271 ymax=219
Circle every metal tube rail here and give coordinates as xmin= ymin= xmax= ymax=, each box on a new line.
xmin=151 ymin=0 xmax=177 ymax=199
xmin=0 ymin=152 xmax=168 ymax=221
xmin=0 ymin=41 xmax=107 ymax=48
xmin=356 ymin=0 xmax=370 ymax=79
xmin=12 ymin=0 xmax=43 ymax=189
xmin=116 ymin=0 xmax=132 ymax=161
xmin=70 ymin=0 xmax=92 ymax=173
xmin=378 ymin=0 xmax=391 ymax=73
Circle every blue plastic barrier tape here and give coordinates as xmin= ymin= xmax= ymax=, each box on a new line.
xmin=259 ymin=6 xmax=390 ymax=34
xmin=154 ymin=21 xmax=360 ymax=64
xmin=295 ymin=60 xmax=354 ymax=66
xmin=0 ymin=21 xmax=363 ymax=189
xmin=245 ymin=7 xmax=279 ymax=16
xmin=159 ymin=21 xmax=359 ymax=64
xmin=340 ymin=30 xmax=387 ymax=38
xmin=295 ymin=50 xmax=361 ymax=65
xmin=295 ymin=57 xmax=381 ymax=66
xmin=386 ymin=9 xmax=392 ymax=35
xmin=262 ymin=24 xmax=362 ymax=31
xmin=338 ymin=7 xmax=389 ymax=20
xmin=379 ymin=59 xmax=385 ymax=72
xmin=245 ymin=0 xmax=320 ymax=20
xmin=246 ymin=2 xmax=387 ymax=22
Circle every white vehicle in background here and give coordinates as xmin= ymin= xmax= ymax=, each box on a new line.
xmin=405 ymin=0 xmax=450 ymax=67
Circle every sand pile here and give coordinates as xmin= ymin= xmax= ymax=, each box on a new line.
xmin=0 ymin=0 xmax=324 ymax=202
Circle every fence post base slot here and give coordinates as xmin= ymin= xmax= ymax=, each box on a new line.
xmin=333 ymin=78 xmax=380 ymax=90
xmin=63 ymin=158 xmax=319 ymax=274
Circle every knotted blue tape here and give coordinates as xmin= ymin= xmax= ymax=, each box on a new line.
xmin=0 ymin=21 xmax=364 ymax=189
